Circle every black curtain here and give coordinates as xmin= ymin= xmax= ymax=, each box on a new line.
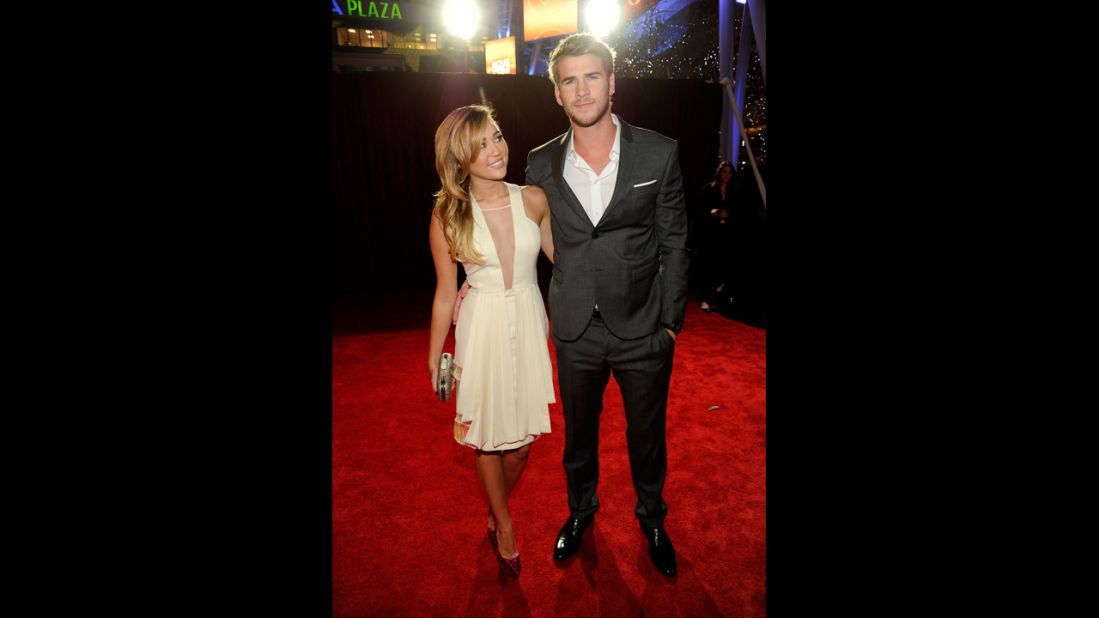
xmin=332 ymin=71 xmax=722 ymax=294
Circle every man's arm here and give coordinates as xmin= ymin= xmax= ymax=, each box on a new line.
xmin=655 ymin=143 xmax=690 ymax=336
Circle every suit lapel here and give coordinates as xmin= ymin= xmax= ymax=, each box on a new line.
xmin=602 ymin=119 xmax=636 ymax=223
xmin=551 ymin=128 xmax=593 ymax=229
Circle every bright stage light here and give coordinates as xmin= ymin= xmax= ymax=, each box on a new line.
xmin=584 ymin=0 xmax=620 ymax=38
xmin=443 ymin=0 xmax=481 ymax=40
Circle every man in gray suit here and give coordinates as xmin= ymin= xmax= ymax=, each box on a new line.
xmin=525 ymin=33 xmax=689 ymax=577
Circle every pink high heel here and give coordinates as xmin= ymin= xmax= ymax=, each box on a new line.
xmin=497 ymin=550 xmax=521 ymax=575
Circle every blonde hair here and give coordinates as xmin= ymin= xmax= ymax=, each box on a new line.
xmin=547 ymin=33 xmax=616 ymax=85
xmin=432 ymin=104 xmax=498 ymax=264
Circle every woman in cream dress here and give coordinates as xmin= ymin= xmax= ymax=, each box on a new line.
xmin=427 ymin=105 xmax=554 ymax=576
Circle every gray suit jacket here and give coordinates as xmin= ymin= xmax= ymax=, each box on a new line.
xmin=526 ymin=118 xmax=690 ymax=341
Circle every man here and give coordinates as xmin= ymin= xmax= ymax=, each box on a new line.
xmin=525 ymin=33 xmax=689 ymax=577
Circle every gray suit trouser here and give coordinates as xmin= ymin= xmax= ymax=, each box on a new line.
xmin=553 ymin=312 xmax=674 ymax=528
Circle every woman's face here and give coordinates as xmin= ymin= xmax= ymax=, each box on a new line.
xmin=720 ymin=165 xmax=733 ymax=183
xmin=469 ymin=121 xmax=508 ymax=181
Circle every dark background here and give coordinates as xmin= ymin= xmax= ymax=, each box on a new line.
xmin=98 ymin=1 xmax=983 ymax=613
xmin=331 ymin=71 xmax=723 ymax=294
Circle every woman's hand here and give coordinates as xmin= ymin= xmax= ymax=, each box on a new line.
xmin=451 ymin=280 xmax=471 ymax=325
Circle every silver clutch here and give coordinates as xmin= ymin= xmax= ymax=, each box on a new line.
xmin=436 ymin=353 xmax=455 ymax=402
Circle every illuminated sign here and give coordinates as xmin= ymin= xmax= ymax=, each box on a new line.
xmin=623 ymin=0 xmax=656 ymax=22
xmin=332 ymin=0 xmax=438 ymax=36
xmin=341 ymin=1 xmax=403 ymax=19
xmin=523 ymin=0 xmax=578 ymax=42
xmin=485 ymin=37 xmax=517 ymax=75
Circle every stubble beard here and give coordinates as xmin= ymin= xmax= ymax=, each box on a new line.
xmin=567 ymin=98 xmax=611 ymax=128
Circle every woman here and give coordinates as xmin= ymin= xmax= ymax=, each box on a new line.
xmin=694 ymin=160 xmax=736 ymax=312
xmin=426 ymin=105 xmax=555 ymax=576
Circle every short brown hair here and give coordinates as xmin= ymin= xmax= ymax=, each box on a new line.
xmin=547 ymin=33 xmax=616 ymax=85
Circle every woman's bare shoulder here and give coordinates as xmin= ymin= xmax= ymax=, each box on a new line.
xmin=520 ymin=184 xmax=548 ymax=209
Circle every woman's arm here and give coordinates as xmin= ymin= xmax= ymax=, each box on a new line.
xmin=428 ymin=213 xmax=458 ymax=388
xmin=522 ymin=185 xmax=554 ymax=264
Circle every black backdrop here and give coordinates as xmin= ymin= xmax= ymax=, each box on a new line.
xmin=332 ymin=71 xmax=723 ymax=293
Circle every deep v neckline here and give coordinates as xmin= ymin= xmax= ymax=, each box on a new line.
xmin=471 ymin=184 xmax=517 ymax=291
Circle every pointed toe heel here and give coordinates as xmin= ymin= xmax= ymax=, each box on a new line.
xmin=497 ymin=551 xmax=521 ymax=575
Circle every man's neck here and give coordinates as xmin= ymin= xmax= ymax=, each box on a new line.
xmin=571 ymin=112 xmax=616 ymax=158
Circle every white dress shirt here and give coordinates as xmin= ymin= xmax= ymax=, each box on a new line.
xmin=563 ymin=114 xmax=622 ymax=228
xmin=563 ymin=114 xmax=622 ymax=313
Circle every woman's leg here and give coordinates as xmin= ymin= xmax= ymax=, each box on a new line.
xmin=475 ymin=450 xmax=517 ymax=558
xmin=487 ymin=444 xmax=532 ymax=535
xmin=501 ymin=443 xmax=531 ymax=496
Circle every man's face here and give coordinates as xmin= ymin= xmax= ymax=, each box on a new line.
xmin=554 ymin=53 xmax=615 ymax=128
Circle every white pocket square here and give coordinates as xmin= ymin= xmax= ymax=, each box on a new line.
xmin=633 ymin=179 xmax=659 ymax=188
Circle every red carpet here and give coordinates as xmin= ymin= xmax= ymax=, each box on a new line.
xmin=333 ymin=292 xmax=765 ymax=616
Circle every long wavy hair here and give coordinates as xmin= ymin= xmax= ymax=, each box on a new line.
xmin=710 ymin=160 xmax=734 ymax=189
xmin=432 ymin=105 xmax=499 ymax=265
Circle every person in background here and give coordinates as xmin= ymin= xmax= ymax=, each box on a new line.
xmin=693 ymin=160 xmax=736 ymax=312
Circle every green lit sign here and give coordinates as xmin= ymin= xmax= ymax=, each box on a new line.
xmin=343 ymin=0 xmax=403 ymax=19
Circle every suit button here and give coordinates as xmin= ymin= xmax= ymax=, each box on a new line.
xmin=591 ymin=231 xmax=599 ymax=239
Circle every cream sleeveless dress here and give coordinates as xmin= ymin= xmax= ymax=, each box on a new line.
xmin=452 ymin=183 xmax=554 ymax=451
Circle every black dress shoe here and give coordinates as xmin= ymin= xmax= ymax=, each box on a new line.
xmin=553 ymin=514 xmax=593 ymax=561
xmin=640 ymin=524 xmax=677 ymax=576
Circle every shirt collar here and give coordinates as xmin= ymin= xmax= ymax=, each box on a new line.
xmin=565 ymin=113 xmax=622 ymax=164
